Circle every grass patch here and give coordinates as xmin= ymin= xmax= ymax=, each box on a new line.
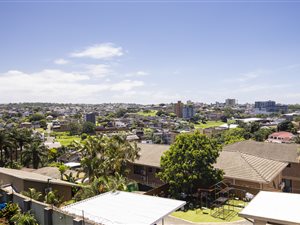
xmin=56 ymin=135 xmax=81 ymax=146
xmin=137 ymin=110 xmax=158 ymax=117
xmin=35 ymin=128 xmax=45 ymax=133
xmin=194 ymin=121 xmax=224 ymax=129
xmin=172 ymin=200 xmax=246 ymax=223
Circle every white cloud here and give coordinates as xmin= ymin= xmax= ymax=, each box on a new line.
xmin=54 ymin=58 xmax=69 ymax=65
xmin=0 ymin=69 xmax=144 ymax=103
xmin=125 ymin=71 xmax=149 ymax=77
xmin=237 ymin=69 xmax=268 ymax=82
xmin=110 ymin=80 xmax=144 ymax=91
xmin=85 ymin=64 xmax=111 ymax=78
xmin=70 ymin=43 xmax=123 ymax=59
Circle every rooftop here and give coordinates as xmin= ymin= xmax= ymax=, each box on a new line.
xmin=223 ymin=140 xmax=300 ymax=163
xmin=0 ymin=167 xmax=75 ymax=187
xmin=240 ymin=191 xmax=300 ymax=225
xmin=215 ymin=151 xmax=288 ymax=184
xmin=61 ymin=191 xmax=186 ymax=225
xmin=134 ymin=143 xmax=170 ymax=167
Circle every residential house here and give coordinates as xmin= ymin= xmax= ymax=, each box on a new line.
xmin=0 ymin=168 xmax=76 ymax=201
xmin=223 ymin=140 xmax=300 ymax=193
xmin=127 ymin=144 xmax=168 ymax=188
xmin=127 ymin=142 xmax=288 ymax=194
xmin=267 ymin=131 xmax=295 ymax=144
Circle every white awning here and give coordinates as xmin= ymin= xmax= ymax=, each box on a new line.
xmin=239 ymin=191 xmax=300 ymax=225
xmin=64 ymin=162 xmax=81 ymax=168
xmin=61 ymin=191 xmax=186 ymax=225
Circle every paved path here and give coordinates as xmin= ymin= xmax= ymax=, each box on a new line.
xmin=157 ymin=216 xmax=252 ymax=225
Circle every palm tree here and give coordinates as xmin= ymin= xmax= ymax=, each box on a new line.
xmin=58 ymin=164 xmax=69 ymax=180
xmin=74 ymin=174 xmax=128 ymax=201
xmin=106 ymin=135 xmax=140 ymax=175
xmin=44 ymin=190 xmax=62 ymax=207
xmin=73 ymin=135 xmax=140 ymax=182
xmin=11 ymin=211 xmax=38 ymax=225
xmin=10 ymin=128 xmax=33 ymax=162
xmin=21 ymin=188 xmax=42 ymax=201
xmin=72 ymin=135 xmax=107 ymax=181
xmin=22 ymin=139 xmax=47 ymax=169
xmin=0 ymin=129 xmax=13 ymax=166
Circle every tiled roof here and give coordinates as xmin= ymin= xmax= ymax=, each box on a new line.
xmin=134 ymin=141 xmax=289 ymax=183
xmin=223 ymin=140 xmax=300 ymax=163
xmin=134 ymin=144 xmax=170 ymax=167
xmin=215 ymin=151 xmax=288 ymax=184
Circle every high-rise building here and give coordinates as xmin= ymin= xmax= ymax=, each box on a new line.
xmin=183 ymin=105 xmax=195 ymax=119
xmin=254 ymin=101 xmax=288 ymax=114
xmin=174 ymin=101 xmax=183 ymax=118
xmin=85 ymin=112 xmax=96 ymax=124
xmin=225 ymin=99 xmax=237 ymax=107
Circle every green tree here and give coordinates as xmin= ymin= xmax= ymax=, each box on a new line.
xmin=22 ymin=139 xmax=47 ymax=169
xmin=44 ymin=190 xmax=62 ymax=206
xmin=58 ymin=164 xmax=69 ymax=180
xmin=68 ymin=122 xmax=82 ymax=135
xmin=72 ymin=135 xmax=107 ymax=181
xmin=39 ymin=119 xmax=47 ymax=129
xmin=21 ymin=188 xmax=42 ymax=201
xmin=253 ymin=128 xmax=274 ymax=142
xmin=105 ymin=135 xmax=140 ymax=175
xmin=216 ymin=128 xmax=248 ymax=145
xmin=73 ymin=134 xmax=140 ymax=182
xmin=0 ymin=129 xmax=13 ymax=166
xmin=278 ymin=121 xmax=296 ymax=133
xmin=74 ymin=173 xmax=128 ymax=201
xmin=116 ymin=108 xmax=127 ymax=118
xmin=82 ymin=121 xmax=96 ymax=135
xmin=10 ymin=128 xmax=32 ymax=162
xmin=159 ymin=132 xmax=223 ymax=198
xmin=11 ymin=211 xmax=38 ymax=225
xmin=29 ymin=113 xmax=45 ymax=122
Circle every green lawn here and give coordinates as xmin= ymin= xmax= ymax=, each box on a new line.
xmin=194 ymin=121 xmax=224 ymax=129
xmin=56 ymin=135 xmax=81 ymax=146
xmin=35 ymin=128 xmax=45 ymax=133
xmin=172 ymin=200 xmax=246 ymax=223
xmin=137 ymin=110 xmax=158 ymax=117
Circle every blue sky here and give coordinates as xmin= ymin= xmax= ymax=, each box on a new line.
xmin=0 ymin=1 xmax=300 ymax=104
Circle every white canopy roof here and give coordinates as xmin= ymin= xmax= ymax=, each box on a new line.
xmin=239 ymin=191 xmax=300 ymax=225
xmin=64 ymin=162 xmax=81 ymax=168
xmin=62 ymin=191 xmax=186 ymax=225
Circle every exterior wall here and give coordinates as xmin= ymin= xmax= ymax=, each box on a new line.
xmin=224 ymin=177 xmax=281 ymax=194
xmin=282 ymin=162 xmax=300 ymax=193
xmin=232 ymin=179 xmax=260 ymax=190
xmin=262 ymin=173 xmax=282 ymax=191
xmin=31 ymin=200 xmax=48 ymax=225
xmin=24 ymin=180 xmax=73 ymax=201
xmin=52 ymin=209 xmax=74 ymax=225
xmin=127 ymin=163 xmax=164 ymax=188
xmin=1 ymin=189 xmax=95 ymax=225
xmin=0 ymin=173 xmax=24 ymax=192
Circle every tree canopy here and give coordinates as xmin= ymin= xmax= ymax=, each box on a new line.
xmin=158 ymin=132 xmax=223 ymax=198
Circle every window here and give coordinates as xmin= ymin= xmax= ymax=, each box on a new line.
xmin=148 ymin=167 xmax=153 ymax=173
xmin=133 ymin=165 xmax=145 ymax=175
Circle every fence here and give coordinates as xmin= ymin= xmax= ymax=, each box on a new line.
xmin=0 ymin=188 xmax=98 ymax=225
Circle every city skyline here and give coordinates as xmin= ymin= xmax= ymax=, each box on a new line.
xmin=1 ymin=1 xmax=300 ymax=104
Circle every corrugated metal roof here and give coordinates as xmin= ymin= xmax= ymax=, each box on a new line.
xmin=61 ymin=191 xmax=186 ymax=225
